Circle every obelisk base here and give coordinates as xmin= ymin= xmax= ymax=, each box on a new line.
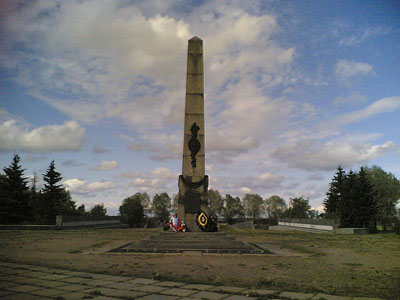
xmin=177 ymin=203 xmax=209 ymax=232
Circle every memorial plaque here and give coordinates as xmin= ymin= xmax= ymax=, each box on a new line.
xmin=184 ymin=192 xmax=201 ymax=213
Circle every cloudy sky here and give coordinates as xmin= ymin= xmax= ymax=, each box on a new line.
xmin=1 ymin=0 xmax=399 ymax=215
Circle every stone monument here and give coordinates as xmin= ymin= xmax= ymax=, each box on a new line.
xmin=177 ymin=37 xmax=209 ymax=232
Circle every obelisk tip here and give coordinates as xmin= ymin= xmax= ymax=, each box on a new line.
xmin=190 ymin=36 xmax=202 ymax=42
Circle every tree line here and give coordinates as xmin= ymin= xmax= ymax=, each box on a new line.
xmin=118 ymin=190 xmax=317 ymax=228
xmin=0 ymin=154 xmax=108 ymax=225
xmin=323 ymin=166 xmax=400 ymax=232
xmin=2 ymin=153 xmax=399 ymax=233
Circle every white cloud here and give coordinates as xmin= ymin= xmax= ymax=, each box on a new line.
xmin=0 ymin=119 xmax=85 ymax=153
xmin=1 ymin=0 xmax=297 ymax=165
xmin=339 ymin=26 xmax=390 ymax=46
xmin=335 ymin=59 xmax=374 ymax=79
xmin=335 ymin=96 xmax=400 ymax=125
xmin=240 ymin=187 xmax=251 ymax=194
xmin=64 ymin=178 xmax=116 ymax=195
xmin=333 ymin=91 xmax=368 ymax=106
xmin=92 ymin=160 xmax=118 ymax=171
xmin=272 ymin=138 xmax=396 ymax=171
xmin=151 ymin=167 xmax=176 ymax=180
xmin=116 ymin=167 xmax=177 ymax=192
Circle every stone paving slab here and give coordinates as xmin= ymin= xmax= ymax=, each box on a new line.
xmin=107 ymin=289 xmax=148 ymax=298
xmin=0 ymin=290 xmax=16 ymax=297
xmin=0 ymin=268 xmax=24 ymax=274
xmin=34 ymin=279 xmax=69 ymax=288
xmin=133 ymin=284 xmax=170 ymax=293
xmin=136 ymin=294 xmax=179 ymax=300
xmin=6 ymin=284 xmax=44 ymax=293
xmin=85 ymin=287 xmax=120 ymax=296
xmin=26 ymin=266 xmax=53 ymax=272
xmin=130 ymin=277 xmax=160 ymax=285
xmin=99 ymin=274 xmax=131 ymax=282
xmin=23 ymin=271 xmax=50 ymax=277
xmin=210 ymin=286 xmax=246 ymax=293
xmin=242 ymin=288 xmax=278 ymax=296
xmin=182 ymin=283 xmax=215 ymax=291
xmin=160 ymin=287 xmax=198 ymax=297
xmin=154 ymin=280 xmax=186 ymax=287
xmin=0 ymin=280 xmax=21 ymax=288
xmin=191 ymin=291 xmax=229 ymax=300
xmin=223 ymin=295 xmax=257 ymax=300
xmin=353 ymin=298 xmax=386 ymax=300
xmin=3 ymin=293 xmax=43 ymax=300
xmin=38 ymin=273 xmax=72 ymax=280
xmin=1 ymin=274 xmax=29 ymax=282
xmin=54 ymin=291 xmax=90 ymax=300
xmin=56 ymin=283 xmax=92 ymax=292
xmin=311 ymin=293 xmax=352 ymax=300
xmin=61 ymin=276 xmax=92 ymax=284
xmin=0 ymin=261 xmax=389 ymax=300
xmin=30 ymin=287 xmax=67 ymax=297
xmin=89 ymin=296 xmax=124 ymax=300
xmin=84 ymin=279 xmax=116 ymax=286
xmin=108 ymin=281 xmax=143 ymax=289
xmin=280 ymin=291 xmax=315 ymax=299
xmin=58 ymin=270 xmax=92 ymax=276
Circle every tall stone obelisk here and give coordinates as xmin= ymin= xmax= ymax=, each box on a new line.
xmin=177 ymin=36 xmax=209 ymax=232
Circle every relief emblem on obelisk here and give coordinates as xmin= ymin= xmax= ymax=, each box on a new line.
xmin=188 ymin=122 xmax=200 ymax=167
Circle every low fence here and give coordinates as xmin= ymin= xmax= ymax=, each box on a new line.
xmin=278 ymin=218 xmax=339 ymax=232
xmin=56 ymin=215 xmax=126 ymax=228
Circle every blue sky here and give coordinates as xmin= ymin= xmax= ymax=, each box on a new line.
xmin=1 ymin=0 xmax=399 ymax=215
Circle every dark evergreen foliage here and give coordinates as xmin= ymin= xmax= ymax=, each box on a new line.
xmin=324 ymin=167 xmax=379 ymax=231
xmin=0 ymin=154 xmax=30 ymax=224
xmin=324 ymin=166 xmax=345 ymax=218
xmin=41 ymin=160 xmax=67 ymax=224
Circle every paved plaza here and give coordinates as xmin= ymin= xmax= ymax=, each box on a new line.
xmin=0 ymin=261 xmax=385 ymax=300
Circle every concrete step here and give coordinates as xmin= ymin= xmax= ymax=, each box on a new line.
xmin=135 ymin=244 xmax=253 ymax=250
xmin=118 ymin=247 xmax=262 ymax=254
xmin=109 ymin=232 xmax=266 ymax=254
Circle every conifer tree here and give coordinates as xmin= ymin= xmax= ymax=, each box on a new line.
xmin=355 ymin=167 xmax=378 ymax=230
xmin=1 ymin=154 xmax=30 ymax=223
xmin=323 ymin=166 xmax=345 ymax=218
xmin=41 ymin=161 xmax=66 ymax=224
xmin=339 ymin=170 xmax=358 ymax=228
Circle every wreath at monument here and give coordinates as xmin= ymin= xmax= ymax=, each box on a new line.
xmin=164 ymin=214 xmax=186 ymax=232
xmin=196 ymin=210 xmax=208 ymax=231
xmin=196 ymin=210 xmax=218 ymax=232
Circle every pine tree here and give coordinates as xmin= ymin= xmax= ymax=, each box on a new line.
xmin=324 ymin=166 xmax=345 ymax=219
xmin=41 ymin=161 xmax=66 ymax=224
xmin=355 ymin=167 xmax=378 ymax=230
xmin=1 ymin=154 xmax=30 ymax=223
xmin=339 ymin=170 xmax=358 ymax=228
